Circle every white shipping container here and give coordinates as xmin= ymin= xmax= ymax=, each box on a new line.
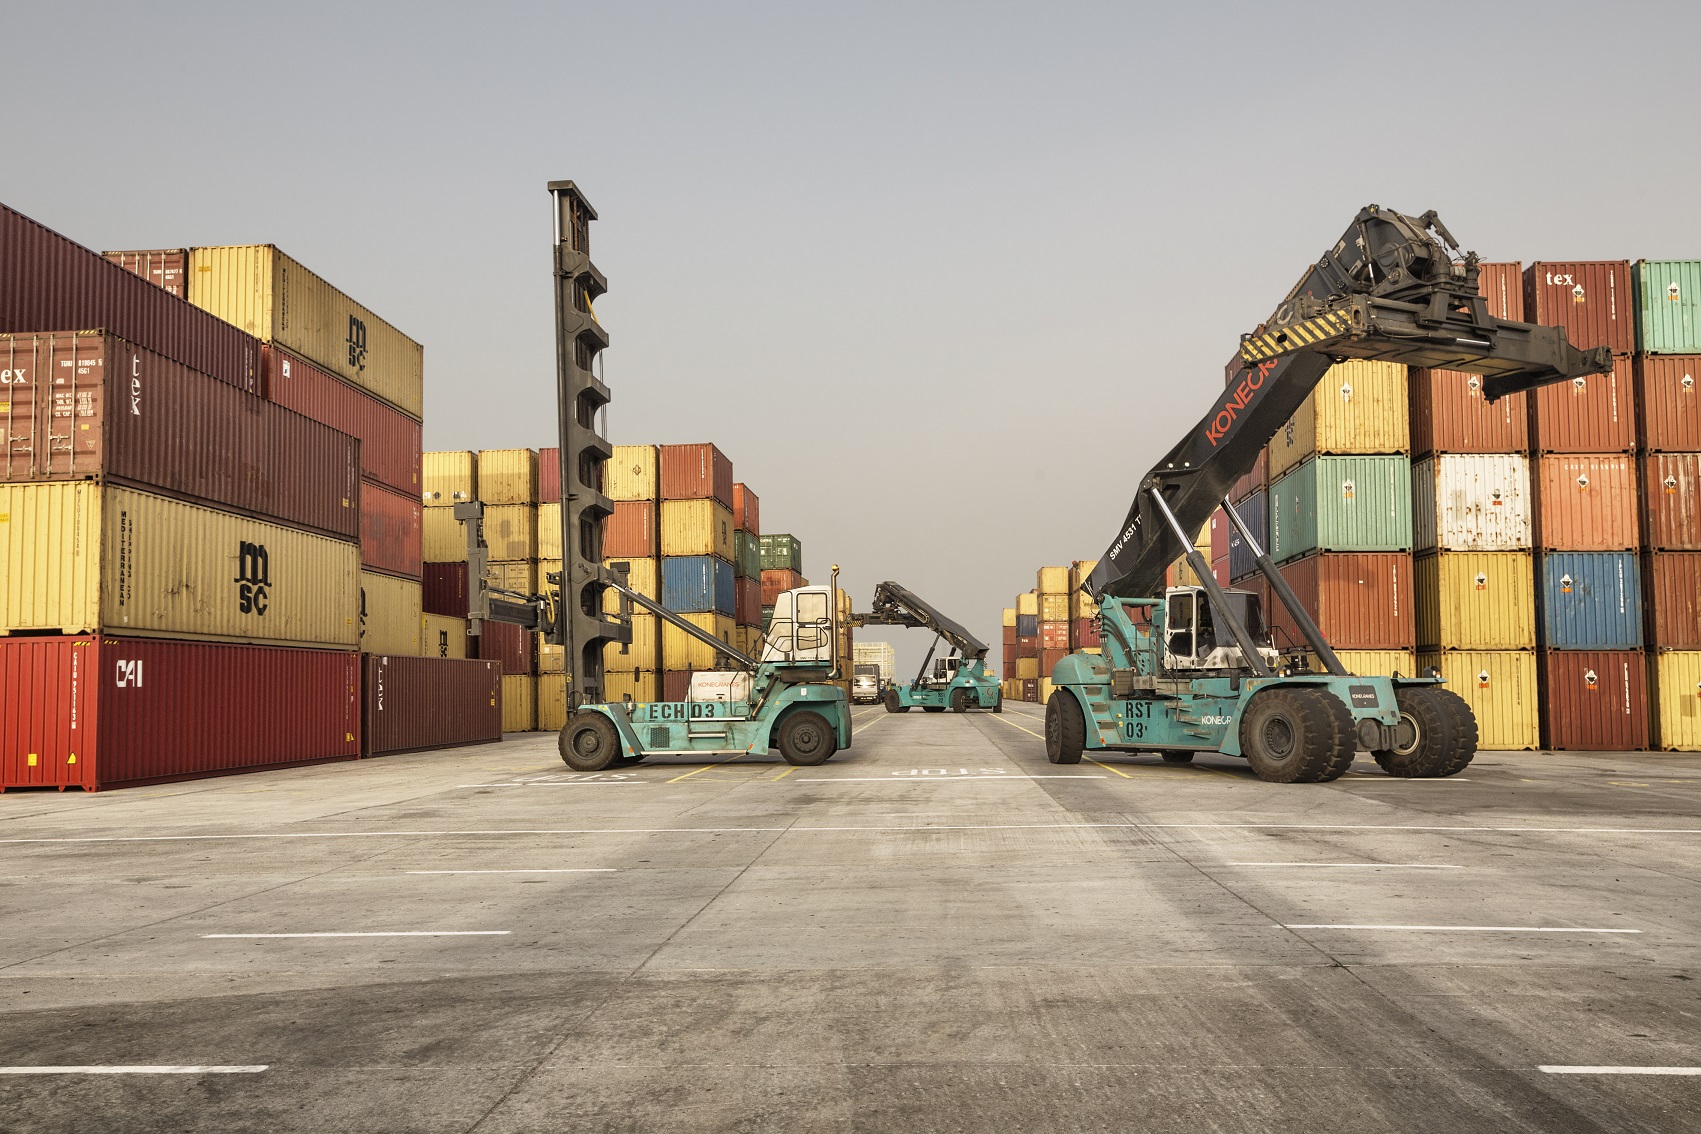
xmin=1412 ymin=454 xmax=1532 ymax=552
xmin=854 ymin=641 xmax=897 ymax=682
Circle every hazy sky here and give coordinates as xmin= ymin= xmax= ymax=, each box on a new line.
xmin=6 ymin=1 xmax=1697 ymax=677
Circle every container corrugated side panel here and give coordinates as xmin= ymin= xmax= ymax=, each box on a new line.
xmin=1315 ymin=455 xmax=1413 ymax=555
xmin=360 ymin=570 xmax=422 ymax=656
xmin=1270 ymin=462 xmax=1318 ymax=562
xmin=264 ymin=347 xmax=421 ymax=496
xmin=422 ymin=451 xmax=476 ymax=506
xmin=658 ymin=443 xmax=734 ymax=507
xmin=607 ymin=445 xmax=659 ymax=501
xmin=538 ymin=674 xmax=569 ymax=731
xmin=472 ymin=620 xmax=533 ymax=676
xmin=1270 ymin=361 xmax=1409 ymax=478
xmin=1306 ymin=649 xmax=1417 ymax=678
xmin=1409 ymin=369 xmax=1529 ymax=457
xmin=1417 ymin=650 xmax=1539 ymax=750
xmin=604 ymin=501 xmax=656 ymax=558
xmin=601 ymin=612 xmax=659 ymax=671
xmin=1037 ymin=565 xmax=1071 ymax=593
xmin=1478 ymin=262 xmax=1525 ymax=322
xmin=0 ymin=636 xmax=95 ymax=789
xmin=536 ymin=503 xmax=561 ymax=561
xmin=1645 ymin=553 xmax=1701 ymax=650
xmin=360 ymin=480 xmax=423 ymax=580
xmin=420 ymin=613 xmax=468 ymax=659
xmin=501 ymin=675 xmax=536 ymax=731
xmin=660 ymin=499 xmax=734 ymax=561
xmin=662 ymin=612 xmax=736 ymax=670
xmin=662 ymin=555 xmax=736 ymax=615
xmin=1642 ymin=453 xmax=1701 ymax=550
xmin=1412 ymin=454 xmax=1532 ymax=553
xmin=1535 ymin=455 xmax=1641 ymax=551
xmin=599 ymin=557 xmax=658 ymax=609
xmin=1525 ymin=261 xmax=1635 ymax=357
xmin=537 ymin=448 xmax=561 ymax=504
xmin=603 ymin=669 xmax=659 ymax=704
xmin=1539 ymin=552 xmax=1643 ymax=649
xmin=1414 ymin=551 xmax=1536 ymax=651
xmin=733 ymin=530 xmax=761 ymax=578
xmin=422 ymin=562 xmax=470 ymax=617
xmin=1530 ymin=357 xmax=1636 ymax=453
xmin=490 ymin=561 xmax=537 ymax=594
xmin=733 ymin=483 xmax=760 ymax=536
xmin=1634 ymin=260 xmax=1701 ymax=355
xmin=103 ymin=248 xmax=189 ymax=297
xmin=1227 ymin=491 xmax=1267 ymax=579
xmin=1271 ymin=552 xmax=1414 ymax=651
xmin=484 ymin=504 xmax=537 ymax=561
xmin=0 ymin=483 xmax=99 ymax=632
xmin=1652 ymin=652 xmax=1701 ymax=750
xmin=422 ymin=508 xmax=465 ymax=562
xmin=362 ymin=655 xmax=501 ymax=756
xmin=476 ymin=449 xmax=538 ymax=505
xmin=1539 ymin=649 xmax=1649 ymax=751
xmin=1635 ymin=356 xmax=1701 ymax=451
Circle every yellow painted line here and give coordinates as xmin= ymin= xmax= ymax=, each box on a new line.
xmin=1086 ymin=756 xmax=1132 ymax=779
xmin=770 ymin=766 xmax=799 ymax=782
xmin=666 ymin=757 xmax=741 ymax=783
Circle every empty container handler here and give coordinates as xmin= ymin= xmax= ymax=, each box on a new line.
xmin=600 ymin=557 xmax=659 ymax=607
xmin=361 ymin=480 xmax=424 ymax=580
xmin=662 ymin=613 xmax=736 ymax=670
xmin=1040 ymin=621 xmax=1070 ymax=649
xmin=660 ymin=499 xmax=734 ymax=561
xmin=602 ymin=501 xmax=657 ymax=558
xmin=1539 ymin=551 xmax=1643 ymax=650
xmin=537 ymin=447 xmax=560 ymax=504
xmin=1269 ymin=455 xmax=1413 ymax=563
xmin=659 ymin=443 xmax=733 ymax=507
xmin=538 ymin=674 xmax=569 ymax=731
xmin=1414 ymin=552 xmax=1537 ymax=651
xmin=2 ymin=204 xmax=259 ymax=393
xmin=1539 ymin=649 xmax=1649 ymax=751
xmin=472 ymin=619 xmax=534 ymax=676
xmin=604 ymin=667 xmax=659 ymax=704
xmin=423 ymin=451 xmax=476 ymax=506
xmin=262 ymin=347 xmax=421 ymax=496
xmin=760 ymin=568 xmax=806 ymax=606
xmin=0 ymin=330 xmax=360 ymax=542
xmin=1530 ymin=359 xmax=1636 ymax=454
xmin=1641 ymin=453 xmax=1701 ymax=550
xmin=662 ymin=555 xmax=736 ymax=616
xmin=536 ymin=503 xmax=561 ymax=560
xmin=601 ymin=612 xmax=660 ymax=671
xmin=362 ymin=655 xmax=501 ymax=756
xmin=1524 ymin=261 xmax=1636 ymax=357
xmin=1634 ymin=260 xmax=1701 ymax=355
xmin=1652 ymin=652 xmax=1701 ymax=750
xmin=481 ymin=504 xmax=537 ymax=561
xmin=733 ymin=482 xmax=760 ymax=535
xmin=0 ymin=482 xmax=359 ymax=647
xmin=1534 ymin=455 xmax=1641 ymax=551
xmin=501 ymin=675 xmax=536 ymax=731
xmin=1303 ymin=650 xmax=1417 ymax=678
xmin=606 ymin=444 xmax=659 ymax=501
xmin=735 ymin=576 xmax=762 ymax=626
xmin=1411 ymin=454 xmax=1532 ymax=552
xmin=1409 ymin=370 xmax=1529 ymax=456
xmin=758 ymin=533 xmax=803 ymax=573
xmin=1267 ymin=552 xmax=1414 ymax=652
xmin=104 ymin=248 xmax=189 ymax=297
xmin=1266 ymin=360 xmax=1410 ymax=480
xmin=420 ymin=613 xmax=468 ymax=658
xmin=422 ymin=562 xmax=470 ymax=617
xmin=1644 ymin=553 xmax=1701 ymax=650
xmin=1635 ymin=356 xmax=1701 ymax=451
xmin=1225 ymin=491 xmax=1268 ymax=580
xmin=477 ymin=449 xmax=538 ymax=505
xmin=733 ymin=530 xmax=762 ymax=578
xmin=1416 ymin=650 xmax=1540 ymax=750
xmin=360 ymin=571 xmax=422 ymax=656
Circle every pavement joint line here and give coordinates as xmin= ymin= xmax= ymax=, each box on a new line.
xmin=1539 ymin=1066 xmax=1701 ymax=1075
xmin=404 ymin=869 xmax=618 ymax=874
xmin=0 ymin=1066 xmax=268 ymax=1075
xmin=200 ymin=931 xmax=513 ymax=938
xmin=1280 ymin=925 xmax=1641 ymax=934
xmin=1227 ymin=862 xmax=1464 ymax=868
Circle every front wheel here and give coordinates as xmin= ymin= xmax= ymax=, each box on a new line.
xmin=777 ymin=710 xmax=837 ymax=766
xmin=1239 ymin=688 xmax=1354 ymax=783
xmin=560 ymin=711 xmax=622 ymax=772
xmin=1045 ymin=690 xmax=1085 ymax=764
xmin=884 ymin=689 xmax=909 ymax=714
xmin=993 ymin=691 xmax=1003 ymax=714
xmin=1373 ymin=686 xmax=1478 ymax=778
xmin=950 ymin=689 xmax=969 ymax=713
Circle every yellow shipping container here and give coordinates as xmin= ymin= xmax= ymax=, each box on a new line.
xmin=420 ymin=613 xmax=468 ymax=658
xmin=489 ymin=560 xmax=538 ymax=595
xmin=606 ymin=444 xmax=659 ymax=501
xmin=477 ymin=449 xmax=538 ymax=505
xmin=538 ymin=635 xmax=563 ymax=674
xmin=662 ymin=612 xmax=736 ymax=670
xmin=422 ymin=451 xmax=476 ymax=507
xmin=604 ymin=668 xmax=660 ymax=703
xmin=1040 ymin=594 xmax=1070 ymax=622
xmin=603 ymin=612 xmax=660 ymax=671
xmin=1417 ymin=650 xmax=1539 ymax=751
xmin=659 ymin=499 xmax=735 ymax=561
xmin=1653 ymin=652 xmax=1701 ymax=751
xmin=1069 ymin=560 xmax=1101 ymax=619
xmin=0 ymin=483 xmax=358 ymax=647
xmin=537 ymin=503 xmax=561 ymax=560
xmin=1414 ymin=552 xmax=1536 ymax=651
xmin=360 ymin=570 xmax=421 ymax=655
xmin=1002 ymin=607 xmax=1017 ymax=628
xmin=188 ymin=245 xmax=424 ymax=418
xmin=1307 ymin=650 xmax=1418 ymax=678
xmin=1017 ymin=592 xmax=1038 ymax=617
xmin=538 ymin=674 xmax=569 ymax=731
xmin=1268 ymin=360 xmax=1409 ymax=480
xmin=1017 ymin=656 xmax=1039 ymax=680
xmin=1039 ymin=678 xmax=1055 ymax=704
xmin=501 ymin=675 xmax=536 ymax=732
xmin=484 ymin=505 xmax=537 ymax=560
xmin=423 ymin=508 xmax=466 ymax=562
xmin=599 ymin=557 xmax=658 ymax=613
xmin=1037 ymin=565 xmax=1070 ymax=594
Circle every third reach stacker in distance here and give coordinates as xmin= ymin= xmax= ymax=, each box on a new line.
xmin=1045 ymin=205 xmax=1611 ymax=783
xmin=855 ymin=581 xmax=1003 ymax=714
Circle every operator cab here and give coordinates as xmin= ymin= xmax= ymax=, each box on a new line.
xmin=1162 ymin=586 xmax=1280 ymax=672
xmin=761 ymin=586 xmax=837 ymax=666
xmin=925 ymin=656 xmax=965 ymax=686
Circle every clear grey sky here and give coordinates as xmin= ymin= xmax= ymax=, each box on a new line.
xmin=6 ymin=2 xmax=1695 ymax=677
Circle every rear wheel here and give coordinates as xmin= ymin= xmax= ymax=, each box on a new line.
xmin=951 ymin=689 xmax=970 ymax=713
xmin=1045 ymin=690 xmax=1085 ymax=764
xmin=1373 ymin=686 xmax=1478 ymax=778
xmin=993 ymin=691 xmax=1003 ymax=714
xmin=1239 ymin=688 xmax=1355 ymax=783
xmin=777 ymin=710 xmax=837 ymax=766
xmin=1161 ymin=752 xmax=1194 ymax=764
xmin=884 ymin=689 xmax=909 ymax=714
xmin=560 ymin=711 xmax=621 ymax=772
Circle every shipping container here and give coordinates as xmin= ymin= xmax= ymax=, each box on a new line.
xmin=733 ymin=482 xmax=759 ymax=535
xmin=1476 ymin=262 xmax=1526 ymax=322
xmin=536 ymin=502 xmax=561 ymax=560
xmin=604 ymin=667 xmax=660 ymax=704
xmin=1414 ymin=551 xmax=1536 ymax=651
xmin=660 ymin=499 xmax=734 ymax=561
xmin=537 ymin=447 xmax=560 ymax=504
xmin=1068 ymin=563 xmax=1099 ymax=620
xmin=362 ymin=655 xmax=501 ymax=756
xmin=1016 ymin=592 xmax=1038 ymax=617
xmin=662 ymin=612 xmax=736 ymax=670
xmin=662 ymin=670 xmax=694 ymax=704
xmin=600 ymin=557 xmax=659 ymax=609
xmin=1651 ymin=651 xmax=1701 ymax=750
xmin=758 ymin=533 xmax=803 ymax=573
xmin=1269 ymin=455 xmax=1413 ymax=562
xmin=1230 ymin=448 xmax=1267 ymax=505
xmin=422 ymin=562 xmax=470 ymax=617
xmin=1641 ymin=453 xmax=1701 ymax=550
xmin=1226 ymin=491 xmax=1268 ymax=580
xmin=1015 ymin=614 xmax=1039 ymax=639
xmin=1021 ymin=678 xmax=1038 ymax=702
xmin=1039 ymin=677 xmax=1055 ymax=704
xmin=1040 ymin=594 xmax=1070 ymax=622
xmin=1524 ymin=261 xmax=1635 ymax=357
xmin=1411 ymin=454 xmax=1533 ymax=552
xmin=600 ymin=612 xmax=660 ymax=671
xmin=1634 ymin=260 xmax=1701 ymax=355
xmin=1539 ymin=649 xmax=1649 ymax=751
xmin=659 ymin=443 xmax=734 ymax=507
xmin=263 ymin=346 xmax=420 ymax=496
xmin=1002 ymin=643 xmax=1018 ymax=673
xmin=1073 ymin=617 xmax=1102 ymax=649
xmin=180 ymin=245 xmax=424 ymax=418
xmin=1530 ymin=357 xmax=1636 ymax=453
xmin=1267 ymin=360 xmax=1409 ymax=479
xmin=603 ymin=500 xmax=657 ymax=559
xmin=1040 ymin=621 xmax=1070 ymax=649
xmin=1267 ymin=552 xmax=1414 ymax=652
xmin=1211 ymin=556 xmax=1230 ymax=587
xmin=1037 ymin=565 xmax=1070 ymax=594
xmin=0 ymin=330 xmax=359 ymax=541
xmin=361 ymin=479 xmax=423 ymax=580
xmin=538 ymin=674 xmax=569 ymax=731
xmin=501 ymin=674 xmax=536 ymax=732
xmin=483 ymin=504 xmax=537 ymax=560
xmin=1039 ymin=647 xmax=1068 ymax=675
xmin=423 ymin=451 xmax=476 ymax=507
xmin=0 ymin=636 xmax=359 ymax=791
xmin=1016 ymin=656 xmax=1039 ymax=680
xmin=472 ymin=619 xmax=533 ymax=676
xmin=759 ymin=568 xmax=806 ymax=606
xmin=421 ymin=613 xmax=468 ymax=659
xmin=606 ymin=444 xmax=659 ymax=501
xmin=477 ymin=449 xmax=538 ymax=505
xmin=1644 ymin=553 xmax=1701 ymax=650
xmin=1409 ymin=369 xmax=1529 ymax=456
xmin=735 ymin=575 xmax=762 ymax=626
xmin=103 ymin=248 xmax=188 ymax=297
xmin=733 ymin=530 xmax=762 ymax=578
xmin=1416 ymin=650 xmax=1539 ymax=750
xmin=489 ymin=560 xmax=538 ymax=595
xmin=0 ymin=482 xmax=358 ymax=646
xmin=1635 ymin=356 xmax=1701 ymax=451
xmin=1539 ymin=551 xmax=1643 ymax=649
xmin=662 ymin=556 xmax=736 ymax=616
xmin=1304 ymin=649 xmax=1417 ymax=678
xmin=2 ymin=205 xmax=259 ymax=392
xmin=360 ymin=570 xmax=422 ymax=656
xmin=1534 ymin=454 xmax=1641 ymax=551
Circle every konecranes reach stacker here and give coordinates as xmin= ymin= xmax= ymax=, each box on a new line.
xmin=855 ymin=582 xmax=1003 ymax=714
xmin=1047 ymin=205 xmax=1612 ymax=783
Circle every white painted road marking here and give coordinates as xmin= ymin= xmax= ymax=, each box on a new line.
xmin=794 ymin=775 xmax=1107 ymax=782
xmin=201 ymin=931 xmax=512 ymax=938
xmin=405 ymin=869 xmax=617 ymax=875
xmin=1230 ymin=862 xmax=1463 ymax=869
xmin=1282 ymin=924 xmax=1640 ymax=934
xmin=1539 ymin=1066 xmax=1701 ymax=1075
xmin=0 ymin=1066 xmax=268 ymax=1075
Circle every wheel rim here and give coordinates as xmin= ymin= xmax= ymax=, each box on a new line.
xmin=1391 ymin=712 xmax=1421 ymax=757
xmin=572 ymin=725 xmax=607 ymax=761
xmin=790 ymin=721 xmax=824 ymax=757
xmin=1046 ymin=709 xmax=1060 ymax=748
xmin=1262 ymin=715 xmax=1297 ymax=761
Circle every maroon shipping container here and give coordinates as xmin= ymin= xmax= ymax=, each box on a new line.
xmin=1040 ymin=621 xmax=1070 ymax=650
xmin=1645 ymin=553 xmax=1701 ymax=650
xmin=1021 ymin=678 xmax=1039 ymax=702
xmin=1002 ymin=644 xmax=1018 ymax=672
xmin=422 ymin=562 xmax=471 ymax=617
xmin=1039 ymin=647 xmax=1068 ymax=675
xmin=659 ymin=442 xmax=733 ymax=507
xmin=1017 ymin=635 xmax=1038 ymax=657
xmin=1535 ymin=455 xmax=1641 ymax=551
xmin=664 ymin=669 xmax=693 ymax=702
xmin=360 ymin=479 xmax=423 ymax=579
xmin=1268 ymin=552 xmax=1415 ymax=651
xmin=103 ymin=248 xmax=188 ymax=298
xmin=1212 ymin=555 xmax=1231 ymax=587
xmin=735 ymin=575 xmax=761 ymax=626
xmin=0 ymin=330 xmax=359 ymax=540
xmin=1642 ymin=453 xmax=1701 ymax=550
xmin=472 ymin=619 xmax=533 ymax=675
xmin=733 ymin=482 xmax=760 ymax=535
xmin=1530 ymin=357 xmax=1636 ymax=453
xmin=1524 ymin=261 xmax=1635 ymax=357
xmin=538 ymin=447 xmax=560 ymax=504
xmin=1073 ymin=617 xmax=1102 ymax=649
xmin=1002 ymin=625 xmax=1017 ymax=645
xmin=2 ymin=204 xmax=259 ymax=392
xmin=1 ymin=636 xmax=359 ymax=791
xmin=1539 ymin=649 xmax=1649 ymax=751
xmin=362 ymin=654 xmax=501 ymax=756
xmin=604 ymin=500 xmax=657 ymax=558
xmin=1410 ymin=369 xmax=1529 ymax=456
xmin=1636 ymin=356 xmax=1701 ymax=452
xmin=263 ymin=346 xmax=421 ymax=495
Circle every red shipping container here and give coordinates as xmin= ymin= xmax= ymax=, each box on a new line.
xmin=1231 ymin=448 xmax=1267 ymax=504
xmin=538 ymin=447 xmax=561 ymax=504
xmin=659 ymin=443 xmax=733 ymax=507
xmin=2 ymin=204 xmax=259 ymax=392
xmin=1644 ymin=553 xmax=1701 ymax=649
xmin=1017 ymin=635 xmax=1038 ymax=657
xmin=1002 ymin=625 xmax=1017 ymax=645
xmin=1 ymin=636 xmax=359 ymax=791
xmin=1530 ymin=357 xmax=1636 ymax=453
xmin=103 ymin=248 xmax=188 ymax=298
xmin=604 ymin=500 xmax=657 ymax=558
xmin=361 ymin=479 xmax=424 ymax=579
xmin=1212 ymin=555 xmax=1231 ymax=587
xmin=1410 ymin=369 xmax=1529 ymax=456
xmin=664 ymin=670 xmax=693 ymax=701
xmin=423 ymin=562 xmax=471 ymax=617
xmin=1476 ymin=262 xmax=1526 ymax=323
xmin=472 ymin=619 xmax=533 ymax=676
xmin=1021 ymin=678 xmax=1039 ymax=702
xmin=1268 ymin=552 xmax=1415 ymax=651
xmin=1642 ymin=453 xmax=1701 ymax=550
xmin=263 ymin=346 xmax=421 ymax=495
xmin=760 ymin=568 xmax=804 ymax=605
xmin=735 ymin=576 xmax=762 ymax=626
xmin=1535 ymin=455 xmax=1641 ymax=551
xmin=1039 ymin=647 xmax=1068 ymax=675
xmin=1525 ymin=261 xmax=1635 ymax=357
xmin=1 ymin=330 xmax=359 ymax=541
xmin=1539 ymin=649 xmax=1649 ymax=751
xmin=733 ymin=482 xmax=760 ymax=534
xmin=1040 ymin=621 xmax=1070 ymax=649
xmin=362 ymin=655 xmax=501 ymax=756
xmin=1073 ymin=618 xmax=1102 ymax=649
xmin=1003 ymin=644 xmax=1018 ymax=672
xmin=1636 ymin=356 xmax=1701 ymax=452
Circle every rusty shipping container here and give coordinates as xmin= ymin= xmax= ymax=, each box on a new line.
xmin=1410 ymin=370 xmax=1529 ymax=456
xmin=1635 ymin=356 xmax=1701 ymax=451
xmin=1539 ymin=649 xmax=1649 ymax=751
xmin=103 ymin=248 xmax=188 ymax=297
xmin=362 ymin=654 xmax=501 ymax=756
xmin=605 ymin=500 xmax=657 ymax=558
xmin=0 ymin=330 xmax=359 ymax=541
xmin=2 ymin=205 xmax=259 ymax=392
xmin=1534 ymin=455 xmax=1641 ymax=551
xmin=360 ymin=479 xmax=423 ymax=580
xmin=1641 ymin=453 xmax=1701 ymax=550
xmin=1411 ymin=455 xmax=1532 ymax=552
xmin=659 ymin=443 xmax=733 ymax=507
xmin=1 ymin=636 xmax=359 ymax=791
xmin=1645 ymin=553 xmax=1701 ymax=650
xmin=1525 ymin=261 xmax=1636 ymax=357
xmin=1475 ymin=262 xmax=1526 ymax=322
xmin=733 ymin=482 xmax=760 ymax=535
xmin=1530 ymin=357 xmax=1636 ymax=453
xmin=263 ymin=346 xmax=420 ymax=496
xmin=1268 ymin=552 xmax=1414 ymax=652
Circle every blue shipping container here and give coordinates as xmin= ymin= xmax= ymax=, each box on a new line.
xmin=662 ymin=555 xmax=736 ymax=616
xmin=1539 ymin=551 xmax=1643 ymax=649
xmin=1227 ymin=491 xmax=1269 ymax=581
xmin=1015 ymin=614 xmax=1039 ymax=638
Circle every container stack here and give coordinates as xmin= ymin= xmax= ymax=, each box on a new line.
xmin=732 ymin=483 xmax=763 ymax=659
xmin=587 ymin=443 xmax=662 ymax=715
xmin=477 ymin=448 xmax=541 ymax=731
xmin=1035 ymin=566 xmax=1072 ymax=704
xmin=759 ymin=533 xmax=806 ymax=628
xmin=659 ymin=443 xmax=738 ymax=702
xmin=1014 ymin=591 xmax=1039 ymax=700
xmin=1000 ymin=607 xmax=1019 ymax=701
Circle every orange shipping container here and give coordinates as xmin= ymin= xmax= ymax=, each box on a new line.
xmin=1535 ymin=455 xmax=1641 ymax=551
xmin=760 ymin=568 xmax=804 ymax=605
xmin=659 ymin=443 xmax=733 ymax=507
xmin=1641 ymin=453 xmax=1701 ymax=550
xmin=1269 ymin=552 xmax=1415 ymax=651
xmin=1530 ymin=357 xmax=1636 ymax=453
xmin=1635 ymin=356 xmax=1701 ymax=451
xmin=604 ymin=500 xmax=657 ymax=558
xmin=1645 ymin=553 xmax=1701 ymax=650
xmin=1524 ymin=261 xmax=1636 ymax=357
xmin=1409 ymin=369 xmax=1529 ymax=456
xmin=1040 ymin=621 xmax=1070 ymax=649
xmin=732 ymin=482 xmax=759 ymax=535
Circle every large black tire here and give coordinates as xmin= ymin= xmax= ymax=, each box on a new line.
xmin=950 ymin=688 xmax=970 ymax=714
xmin=884 ymin=689 xmax=909 ymax=714
xmin=1373 ymin=686 xmax=1478 ymax=778
xmin=993 ymin=691 xmax=1003 ymax=714
xmin=1161 ymin=752 xmax=1194 ymax=764
xmin=923 ymin=706 xmax=946 ymax=713
xmin=560 ymin=711 xmax=621 ymax=772
xmin=1045 ymin=690 xmax=1085 ymax=764
xmin=1239 ymin=688 xmax=1355 ymax=784
xmin=776 ymin=710 xmax=837 ymax=766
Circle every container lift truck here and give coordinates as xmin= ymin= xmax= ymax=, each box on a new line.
xmin=856 ymin=582 xmax=1002 ymax=714
xmin=456 ymin=180 xmax=854 ymax=772
xmin=1047 ymin=205 xmax=1613 ymax=782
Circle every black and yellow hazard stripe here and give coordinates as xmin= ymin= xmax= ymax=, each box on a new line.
xmin=1239 ymin=309 xmax=1352 ymax=362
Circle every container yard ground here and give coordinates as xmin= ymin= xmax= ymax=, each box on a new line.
xmin=2 ymin=710 xmax=1700 ymax=1132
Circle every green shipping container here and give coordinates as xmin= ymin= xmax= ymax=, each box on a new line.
xmin=1635 ymin=260 xmax=1701 ymax=354
xmin=1270 ymin=455 xmax=1413 ymax=563
xmin=758 ymin=533 xmax=803 ymax=573
xmin=733 ymin=530 xmax=762 ymax=579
